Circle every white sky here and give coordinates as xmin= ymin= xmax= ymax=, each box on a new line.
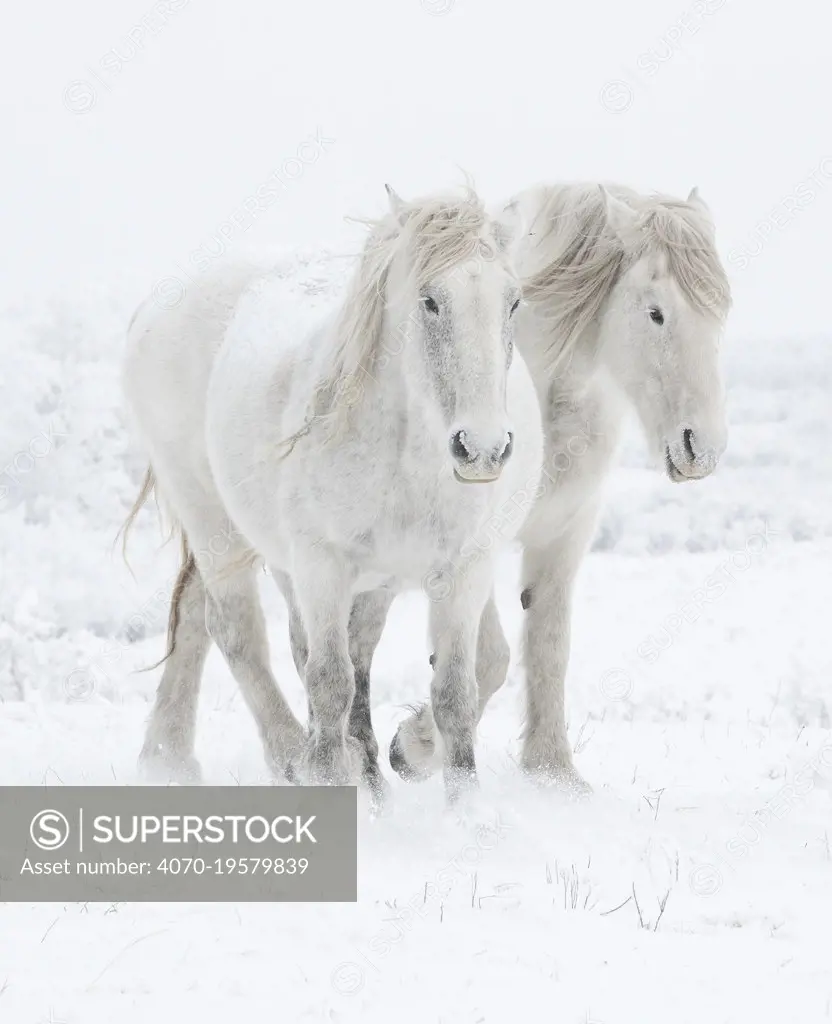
xmin=2 ymin=0 xmax=831 ymax=341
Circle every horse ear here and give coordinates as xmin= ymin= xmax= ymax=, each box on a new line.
xmin=686 ymin=186 xmax=714 ymax=230
xmin=384 ymin=184 xmax=407 ymax=224
xmin=686 ymin=185 xmax=711 ymax=214
xmin=598 ymin=185 xmax=636 ymax=241
xmin=493 ymin=198 xmax=524 ymax=255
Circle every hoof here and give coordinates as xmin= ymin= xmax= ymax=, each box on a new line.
xmin=389 ymin=731 xmax=420 ymax=781
xmin=389 ymin=704 xmax=444 ymax=782
xmin=264 ymin=724 xmax=308 ymax=784
xmin=265 ymin=748 xmax=302 ymax=785
xmin=444 ymin=765 xmax=479 ymax=807
xmin=364 ymin=765 xmax=392 ymax=814
xmin=301 ymin=735 xmax=363 ymax=786
xmin=524 ymin=762 xmax=593 ymax=799
xmin=139 ymin=746 xmax=203 ymax=785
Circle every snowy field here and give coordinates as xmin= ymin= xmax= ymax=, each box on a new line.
xmin=4 ymin=0 xmax=832 ymax=1019
xmin=0 ymin=250 xmax=830 ymax=1022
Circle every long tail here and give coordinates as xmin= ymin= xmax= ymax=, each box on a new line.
xmin=147 ymin=537 xmax=195 ymax=671
xmin=117 ymin=464 xmax=191 ymax=671
xmin=116 ymin=465 xmax=156 ymax=569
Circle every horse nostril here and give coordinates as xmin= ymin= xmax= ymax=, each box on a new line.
xmin=499 ymin=431 xmax=514 ymax=464
xmin=682 ymin=428 xmax=696 ymax=462
xmin=450 ymin=430 xmax=472 ymax=462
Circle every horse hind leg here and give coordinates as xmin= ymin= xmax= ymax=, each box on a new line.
xmin=144 ymin=461 xmax=305 ymax=780
xmin=203 ymin=562 xmax=306 ymax=782
xmin=139 ymin=549 xmax=211 ymax=784
xmin=273 ymin=568 xmax=315 ymax=728
xmin=140 ymin=540 xmax=307 ymax=783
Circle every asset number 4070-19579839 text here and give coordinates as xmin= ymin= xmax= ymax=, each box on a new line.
xmin=156 ymin=857 xmax=309 ymax=875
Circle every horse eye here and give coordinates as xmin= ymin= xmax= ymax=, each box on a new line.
xmin=509 ymin=298 xmax=521 ymax=316
xmin=648 ymin=307 xmax=664 ymax=325
xmin=422 ymin=296 xmax=440 ymax=315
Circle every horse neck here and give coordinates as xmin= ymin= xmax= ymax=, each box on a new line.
xmin=518 ymin=301 xmax=626 ymax=449
xmin=518 ymin=305 xmax=603 ymax=401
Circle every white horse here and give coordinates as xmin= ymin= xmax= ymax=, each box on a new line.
xmin=122 ymin=185 xmax=543 ymax=804
xmin=353 ymin=182 xmax=732 ymax=792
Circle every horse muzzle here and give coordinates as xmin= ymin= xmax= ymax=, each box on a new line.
xmin=449 ymin=428 xmax=513 ymax=483
xmin=664 ymin=427 xmax=723 ymax=482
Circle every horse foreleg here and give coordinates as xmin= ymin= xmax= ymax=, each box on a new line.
xmin=291 ymin=549 xmax=362 ymax=786
xmin=428 ymin=559 xmax=492 ymax=804
xmin=389 ymin=591 xmax=509 ymax=781
xmin=520 ymin=510 xmax=598 ymax=795
xmin=347 ymin=589 xmax=394 ymax=806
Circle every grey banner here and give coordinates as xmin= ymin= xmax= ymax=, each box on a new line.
xmin=0 ymin=786 xmax=356 ymax=902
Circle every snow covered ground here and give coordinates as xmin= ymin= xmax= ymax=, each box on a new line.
xmin=0 ymin=249 xmax=830 ymax=1022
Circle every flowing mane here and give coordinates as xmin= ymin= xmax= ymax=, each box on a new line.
xmin=282 ymin=187 xmax=505 ymax=451
xmin=519 ymin=183 xmax=732 ymax=368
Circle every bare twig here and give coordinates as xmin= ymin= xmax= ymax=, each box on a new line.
xmin=600 ymin=894 xmax=632 ymax=916
xmin=652 ymin=788 xmax=665 ymax=821
xmin=573 ymin=714 xmax=594 ymax=755
xmin=86 ymin=929 xmax=169 ymax=990
xmin=632 ymin=883 xmax=645 ymax=928
xmin=653 ymin=889 xmax=671 ymax=932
